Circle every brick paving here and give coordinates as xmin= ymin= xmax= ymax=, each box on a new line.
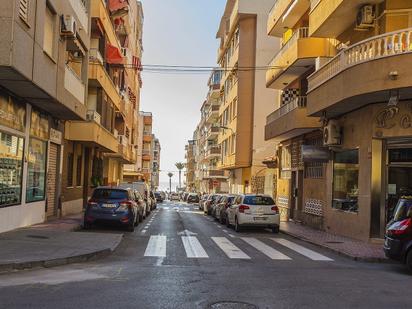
xmin=280 ymin=221 xmax=387 ymax=262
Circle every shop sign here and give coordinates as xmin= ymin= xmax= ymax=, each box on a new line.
xmin=301 ymin=145 xmax=330 ymax=163
xmin=375 ymin=105 xmax=412 ymax=130
xmin=50 ymin=128 xmax=62 ymax=144
xmin=30 ymin=109 xmax=49 ymax=140
xmin=0 ymin=94 xmax=25 ymax=132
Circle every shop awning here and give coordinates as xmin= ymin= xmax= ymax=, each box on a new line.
xmin=108 ymin=0 xmax=129 ymax=12
xmin=106 ymin=44 xmax=124 ymax=65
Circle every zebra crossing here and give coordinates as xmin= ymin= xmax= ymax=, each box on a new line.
xmin=143 ymin=235 xmax=333 ymax=262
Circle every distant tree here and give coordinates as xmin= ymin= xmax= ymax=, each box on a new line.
xmin=167 ymin=172 xmax=174 ymax=193
xmin=175 ymin=162 xmax=185 ymax=189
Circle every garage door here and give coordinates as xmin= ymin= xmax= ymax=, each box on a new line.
xmin=46 ymin=143 xmax=58 ymax=218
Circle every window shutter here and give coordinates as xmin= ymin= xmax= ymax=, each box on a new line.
xmin=19 ymin=0 xmax=29 ymax=22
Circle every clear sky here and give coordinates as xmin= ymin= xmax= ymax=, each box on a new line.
xmin=139 ymin=0 xmax=226 ymax=190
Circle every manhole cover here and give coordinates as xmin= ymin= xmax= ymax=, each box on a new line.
xmin=26 ymin=235 xmax=50 ymax=240
xmin=209 ymin=302 xmax=258 ymax=309
xmin=325 ymin=241 xmax=344 ymax=244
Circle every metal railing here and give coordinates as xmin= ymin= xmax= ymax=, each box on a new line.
xmin=266 ymin=96 xmax=307 ymax=124
xmin=308 ymin=28 xmax=412 ymax=92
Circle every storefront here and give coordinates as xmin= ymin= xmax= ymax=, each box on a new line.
xmin=0 ymin=91 xmax=51 ymax=233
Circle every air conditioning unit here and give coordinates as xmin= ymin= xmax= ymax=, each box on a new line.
xmin=356 ymin=5 xmax=375 ymax=29
xmin=323 ymin=120 xmax=342 ymax=146
xmin=60 ymin=15 xmax=77 ymax=36
xmin=86 ymin=110 xmax=101 ymax=124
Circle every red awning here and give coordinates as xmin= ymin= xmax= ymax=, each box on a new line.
xmin=108 ymin=0 xmax=129 ymax=12
xmin=106 ymin=44 xmax=124 ymax=65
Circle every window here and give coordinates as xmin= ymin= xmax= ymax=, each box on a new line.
xmin=244 ymin=196 xmax=275 ymax=206
xmin=67 ymin=153 xmax=74 ymax=187
xmin=332 ymin=150 xmax=359 ymax=213
xmin=76 ymin=155 xmax=83 ymax=186
xmin=92 ymin=189 xmax=128 ymax=200
xmin=19 ymin=0 xmax=29 ymax=23
xmin=26 ymin=138 xmax=47 ymax=203
xmin=0 ymin=131 xmax=24 ymax=207
xmin=280 ymin=146 xmax=291 ymax=179
xmin=43 ymin=5 xmax=55 ymax=57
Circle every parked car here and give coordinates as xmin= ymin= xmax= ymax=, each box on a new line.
xmin=199 ymin=194 xmax=209 ymax=211
xmin=384 ymin=197 xmax=412 ymax=272
xmin=150 ymin=191 xmax=157 ymax=210
xmin=215 ymin=195 xmax=237 ymax=224
xmin=211 ymin=195 xmax=224 ymax=218
xmin=204 ymin=194 xmax=219 ymax=215
xmin=119 ymin=182 xmax=151 ymax=216
xmin=170 ymin=192 xmax=180 ymax=201
xmin=226 ymin=194 xmax=280 ymax=233
xmin=182 ymin=192 xmax=189 ymax=202
xmin=154 ymin=192 xmax=164 ymax=203
xmin=187 ymin=193 xmax=200 ymax=204
xmin=84 ymin=187 xmax=140 ymax=232
xmin=159 ymin=191 xmax=167 ymax=201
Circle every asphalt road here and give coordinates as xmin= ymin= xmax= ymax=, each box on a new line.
xmin=0 ymin=200 xmax=411 ymax=309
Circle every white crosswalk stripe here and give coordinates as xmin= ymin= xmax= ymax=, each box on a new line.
xmin=181 ymin=236 xmax=209 ymax=258
xmin=212 ymin=237 xmax=250 ymax=259
xmin=271 ymin=238 xmax=333 ymax=261
xmin=241 ymin=238 xmax=291 ymax=260
xmin=144 ymin=235 xmax=167 ymax=257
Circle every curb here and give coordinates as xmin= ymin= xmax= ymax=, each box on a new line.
xmin=0 ymin=234 xmax=123 ymax=273
xmin=280 ymin=229 xmax=392 ymax=264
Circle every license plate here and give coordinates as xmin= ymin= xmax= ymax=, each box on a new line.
xmin=254 ymin=217 xmax=267 ymax=221
xmin=102 ymin=203 xmax=117 ymax=208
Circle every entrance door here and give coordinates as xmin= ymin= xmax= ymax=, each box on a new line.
xmin=46 ymin=143 xmax=59 ymax=218
xmin=290 ymin=171 xmax=303 ymax=221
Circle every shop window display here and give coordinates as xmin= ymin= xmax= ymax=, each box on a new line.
xmin=0 ymin=131 xmax=24 ymax=207
xmin=332 ymin=150 xmax=359 ymax=212
xmin=26 ymin=138 xmax=47 ymax=203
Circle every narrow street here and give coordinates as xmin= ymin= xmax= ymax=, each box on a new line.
xmin=0 ymin=200 xmax=410 ymax=309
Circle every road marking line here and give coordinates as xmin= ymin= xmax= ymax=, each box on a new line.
xmin=144 ymin=235 xmax=167 ymax=257
xmin=228 ymin=234 xmax=235 ymax=238
xmin=241 ymin=238 xmax=291 ymax=260
xmin=163 ymin=207 xmax=170 ymax=210
xmin=181 ymin=236 xmax=209 ymax=258
xmin=271 ymin=238 xmax=333 ymax=261
xmin=141 ymin=229 xmax=147 ymax=234
xmin=222 ymin=229 xmax=228 ymax=233
xmin=183 ymin=207 xmax=190 ymax=211
xmin=212 ymin=237 xmax=250 ymax=259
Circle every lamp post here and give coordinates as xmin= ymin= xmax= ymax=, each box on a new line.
xmin=167 ymin=172 xmax=174 ymax=193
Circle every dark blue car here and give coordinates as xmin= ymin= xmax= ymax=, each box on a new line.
xmin=384 ymin=197 xmax=412 ymax=272
xmin=84 ymin=187 xmax=139 ymax=232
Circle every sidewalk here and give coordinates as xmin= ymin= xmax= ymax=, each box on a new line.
xmin=0 ymin=214 xmax=123 ymax=272
xmin=280 ymin=221 xmax=388 ymax=262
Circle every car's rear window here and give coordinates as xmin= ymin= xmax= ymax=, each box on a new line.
xmin=93 ymin=189 xmax=128 ymax=200
xmin=243 ymin=196 xmax=275 ymax=205
xmin=393 ymin=199 xmax=412 ymax=221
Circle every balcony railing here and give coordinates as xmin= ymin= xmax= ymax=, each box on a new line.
xmin=266 ymin=96 xmax=307 ymax=124
xmin=308 ymin=28 xmax=412 ymax=92
xmin=268 ymin=27 xmax=309 ymax=66
xmin=69 ymin=0 xmax=88 ymax=32
xmin=64 ymin=66 xmax=85 ymax=104
xmin=89 ymin=48 xmax=104 ymax=65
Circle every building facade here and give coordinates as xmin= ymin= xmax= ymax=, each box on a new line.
xmin=185 ymin=140 xmax=196 ymax=191
xmin=151 ymin=137 xmax=161 ymax=190
xmin=216 ymin=0 xmax=279 ymax=195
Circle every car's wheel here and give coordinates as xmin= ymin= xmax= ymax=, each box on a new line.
xmin=235 ymin=217 xmax=242 ymax=233
xmin=406 ymin=249 xmax=412 ymax=273
xmin=226 ymin=215 xmax=231 ymax=228
xmin=83 ymin=222 xmax=92 ymax=230
xmin=272 ymin=225 xmax=280 ymax=234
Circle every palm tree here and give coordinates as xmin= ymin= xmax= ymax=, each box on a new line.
xmin=167 ymin=172 xmax=174 ymax=193
xmin=175 ymin=162 xmax=185 ymax=189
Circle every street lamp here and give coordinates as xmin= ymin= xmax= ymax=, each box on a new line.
xmin=218 ymin=125 xmax=235 ymax=134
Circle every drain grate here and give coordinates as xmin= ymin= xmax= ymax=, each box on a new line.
xmin=26 ymin=235 xmax=50 ymax=240
xmin=209 ymin=302 xmax=258 ymax=309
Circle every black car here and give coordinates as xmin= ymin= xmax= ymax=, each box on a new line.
xmin=154 ymin=192 xmax=164 ymax=203
xmin=384 ymin=197 xmax=412 ymax=272
xmin=187 ymin=193 xmax=199 ymax=204
xmin=84 ymin=187 xmax=140 ymax=232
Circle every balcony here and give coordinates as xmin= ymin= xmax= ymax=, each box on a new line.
xmin=143 ymin=135 xmax=153 ymax=143
xmin=64 ymin=66 xmax=85 ymax=105
xmin=268 ymin=0 xmax=311 ymax=37
xmin=266 ymin=28 xmax=337 ymax=89
xmin=65 ymin=121 xmax=118 ymax=153
xmin=206 ymin=126 xmax=220 ymax=140
xmin=205 ymin=146 xmax=221 ymax=160
xmin=206 ymin=105 xmax=220 ymax=124
xmin=203 ymin=169 xmax=227 ymax=179
xmin=90 ymin=0 xmax=122 ymax=50
xmin=265 ymin=96 xmax=320 ymax=141
xmin=307 ymin=28 xmax=412 ymax=117
xmin=89 ymin=50 xmax=122 ymax=110
xmin=309 ymin=0 xmax=384 ymax=38
xmin=69 ymin=0 xmax=89 ymax=33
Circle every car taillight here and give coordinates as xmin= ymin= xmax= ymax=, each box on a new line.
xmin=387 ymin=218 xmax=412 ymax=236
xmin=271 ymin=206 xmax=279 ymax=214
xmin=238 ymin=205 xmax=250 ymax=213
xmin=87 ymin=199 xmax=98 ymax=208
xmin=119 ymin=201 xmax=133 ymax=210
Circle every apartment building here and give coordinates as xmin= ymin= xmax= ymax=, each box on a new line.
xmin=195 ymin=70 xmax=229 ymax=194
xmin=0 ymin=0 xmax=91 ymax=233
xmin=264 ymin=0 xmax=337 ymax=229
xmin=152 ymin=137 xmax=161 ymax=190
xmin=301 ymin=0 xmax=412 ymax=241
xmin=63 ymin=0 xmax=142 ymax=216
xmin=216 ymin=0 xmax=279 ymax=195
xmin=185 ymin=140 xmax=196 ymax=191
